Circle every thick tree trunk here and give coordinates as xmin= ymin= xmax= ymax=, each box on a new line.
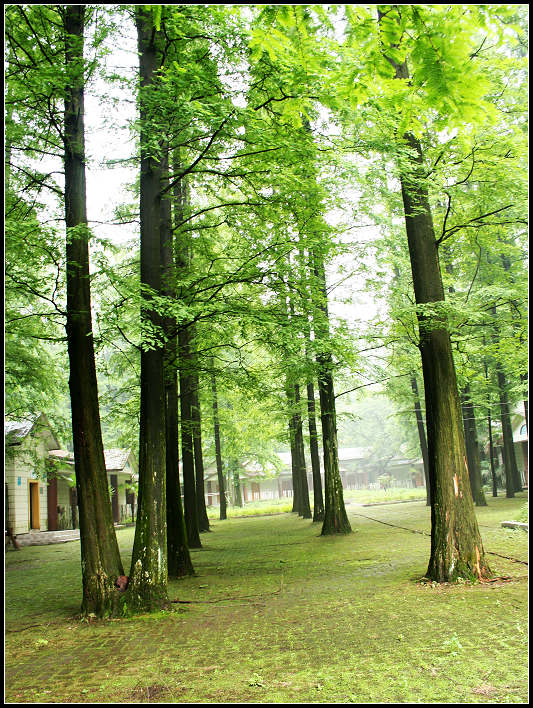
xmin=210 ymin=368 xmax=227 ymax=520
xmin=461 ymin=386 xmax=487 ymax=506
xmin=411 ymin=376 xmax=431 ymax=505
xmin=128 ymin=8 xmax=169 ymax=611
xmin=378 ymin=14 xmax=490 ymax=581
xmin=399 ymin=140 xmax=489 ymax=580
xmin=179 ymin=326 xmax=202 ymax=548
xmin=317 ymin=365 xmax=351 ymax=535
xmin=311 ymin=253 xmax=351 ymax=535
xmin=63 ymin=5 xmax=124 ymax=617
xmin=161 ymin=147 xmax=193 ymax=578
xmin=191 ymin=374 xmax=210 ymax=532
xmin=307 ymin=380 xmax=324 ymax=522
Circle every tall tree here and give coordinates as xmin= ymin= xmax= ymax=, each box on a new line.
xmin=312 ymin=250 xmax=352 ymax=535
xmin=210 ymin=365 xmax=227 ymax=520
xmin=128 ymin=6 xmax=168 ymax=611
xmin=376 ymin=6 xmax=490 ymax=581
xmin=179 ymin=326 xmax=202 ymax=547
xmin=161 ymin=147 xmax=194 ymax=578
xmin=62 ymin=5 xmax=126 ymax=616
xmin=306 ymin=378 xmax=325 ymax=522
xmin=191 ymin=371 xmax=210 ymax=532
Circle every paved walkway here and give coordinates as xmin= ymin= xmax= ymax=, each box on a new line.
xmin=8 ymin=523 xmax=135 ymax=548
xmin=10 ymin=529 xmax=81 ymax=547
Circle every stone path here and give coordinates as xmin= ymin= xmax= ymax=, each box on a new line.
xmin=12 ymin=529 xmax=81 ymax=546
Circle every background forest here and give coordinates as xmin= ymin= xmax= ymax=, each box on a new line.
xmin=4 ymin=4 xmax=528 ymax=615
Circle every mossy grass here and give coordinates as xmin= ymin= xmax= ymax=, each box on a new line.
xmin=207 ymin=486 xmax=428 ymax=520
xmin=5 ymin=492 xmax=528 ymax=703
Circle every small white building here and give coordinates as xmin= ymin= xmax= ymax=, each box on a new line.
xmin=5 ymin=414 xmax=137 ymax=535
xmin=512 ymin=411 xmax=528 ymax=486
xmin=5 ymin=414 xmax=59 ymax=535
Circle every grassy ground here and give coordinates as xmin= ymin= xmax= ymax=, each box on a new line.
xmin=5 ymin=492 xmax=528 ymax=704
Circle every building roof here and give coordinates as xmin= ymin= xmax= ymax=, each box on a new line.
xmin=105 ymin=448 xmax=135 ymax=471
xmin=5 ymin=417 xmax=37 ymax=441
xmin=5 ymin=413 xmax=60 ymax=449
xmin=48 ymin=447 xmax=135 ymax=473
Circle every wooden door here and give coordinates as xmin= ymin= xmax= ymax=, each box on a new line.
xmin=47 ymin=477 xmax=58 ymax=531
xmin=29 ymin=481 xmax=40 ymax=530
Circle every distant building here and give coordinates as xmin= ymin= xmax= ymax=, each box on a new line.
xmin=512 ymin=409 xmax=528 ymax=486
xmin=490 ymin=405 xmax=528 ymax=488
xmin=202 ymin=447 xmax=424 ymax=506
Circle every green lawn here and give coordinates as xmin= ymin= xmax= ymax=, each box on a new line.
xmin=5 ymin=493 xmax=528 ymax=703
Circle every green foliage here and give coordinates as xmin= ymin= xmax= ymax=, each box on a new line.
xmin=4 ymin=4 xmax=527 ymax=519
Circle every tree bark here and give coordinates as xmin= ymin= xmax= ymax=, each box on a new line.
xmin=191 ymin=373 xmax=210 ymax=532
xmin=287 ymin=401 xmax=301 ymax=513
xmin=461 ymin=385 xmax=487 ymax=506
xmin=378 ymin=8 xmax=490 ymax=581
xmin=293 ymin=383 xmax=312 ymax=519
xmin=128 ymin=7 xmax=169 ymax=611
xmin=487 ymin=406 xmax=498 ymax=497
xmin=179 ymin=326 xmax=202 ymax=548
xmin=311 ymin=252 xmax=351 ymax=535
xmin=521 ymin=374 xmax=528 ymax=434
xmin=232 ymin=464 xmax=243 ymax=507
xmin=210 ymin=367 xmax=227 ymax=520
xmin=307 ymin=380 xmax=325 ymax=522
xmin=496 ymin=365 xmax=521 ymax=496
xmin=410 ymin=375 xmax=431 ymax=505
xmin=161 ymin=146 xmax=193 ymax=578
xmin=63 ymin=5 xmax=124 ymax=617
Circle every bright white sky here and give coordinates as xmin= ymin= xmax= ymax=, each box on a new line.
xmin=81 ymin=8 xmax=383 ymax=340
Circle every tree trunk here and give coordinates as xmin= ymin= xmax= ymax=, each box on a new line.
xmin=401 ymin=150 xmax=489 ymax=580
xmin=378 ymin=12 xmax=490 ymax=581
xmin=496 ymin=366 xmax=521 ymax=495
xmin=293 ymin=384 xmax=312 ymax=518
xmin=161 ymin=146 xmax=193 ymax=578
xmin=210 ymin=367 xmax=227 ymax=520
xmin=307 ymin=380 xmax=324 ymax=522
xmin=286 ymin=383 xmax=301 ymax=514
xmin=461 ymin=386 xmax=487 ymax=506
xmin=487 ymin=407 xmax=498 ymax=497
xmin=488 ymin=301 xmax=521 ymax=494
xmin=411 ymin=375 xmax=431 ymax=505
xmin=128 ymin=7 xmax=169 ymax=611
xmin=191 ymin=373 xmax=210 ymax=532
xmin=311 ymin=252 xmax=351 ymax=535
xmin=63 ymin=5 xmax=124 ymax=617
xmin=232 ymin=465 xmax=243 ymax=507
xmin=521 ymin=374 xmax=528 ymax=434
xmin=179 ymin=326 xmax=202 ymax=548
